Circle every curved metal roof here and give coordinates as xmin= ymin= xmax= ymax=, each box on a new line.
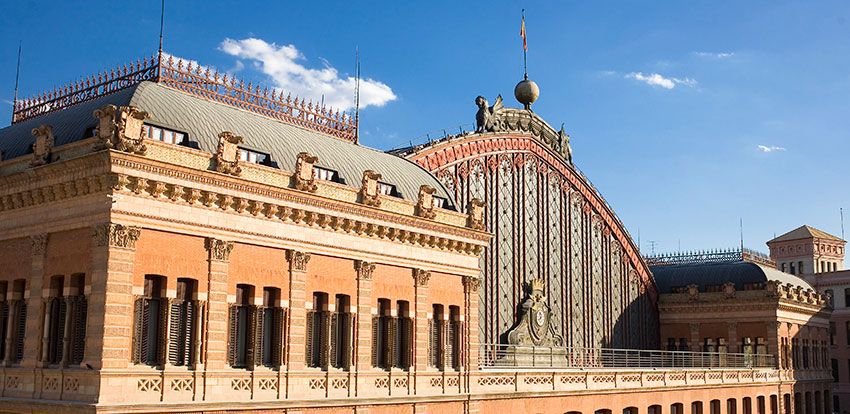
xmin=650 ymin=261 xmax=814 ymax=293
xmin=0 ymin=81 xmax=452 ymax=207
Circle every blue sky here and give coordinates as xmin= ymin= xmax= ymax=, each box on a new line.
xmin=1 ymin=1 xmax=848 ymax=263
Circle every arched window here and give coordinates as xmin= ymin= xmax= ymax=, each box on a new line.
xmin=67 ymin=274 xmax=87 ymax=366
xmin=594 ymin=410 xmax=612 ymax=414
xmin=727 ymin=398 xmax=737 ymax=414
xmin=691 ymin=401 xmax=704 ymax=414
xmin=670 ymin=403 xmax=684 ymax=414
xmin=648 ymin=405 xmax=662 ymax=414
xmin=44 ymin=275 xmax=66 ymax=365
xmin=4 ymin=280 xmax=27 ymax=364
xmin=710 ymin=399 xmax=721 ymax=414
xmin=133 ymin=275 xmax=166 ymax=366
xmin=742 ymin=397 xmax=752 ymax=414
xmin=623 ymin=408 xmax=638 ymax=414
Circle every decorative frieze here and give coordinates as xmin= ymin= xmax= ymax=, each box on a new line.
xmin=294 ymin=152 xmax=319 ymax=193
xmin=92 ymin=223 xmax=142 ymax=249
xmin=214 ymin=131 xmax=243 ymax=176
xmin=287 ymin=250 xmax=311 ymax=272
xmin=415 ymin=185 xmax=437 ymax=219
xmin=354 ymin=260 xmax=375 ymax=281
xmin=413 ymin=269 xmax=431 ymax=287
xmin=206 ymin=238 xmax=234 ymax=262
xmin=93 ymin=104 xmax=149 ymax=155
xmin=30 ymin=124 xmax=55 ymax=167
xmin=359 ymin=170 xmax=382 ymax=207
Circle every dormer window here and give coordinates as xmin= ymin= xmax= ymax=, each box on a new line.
xmin=144 ymin=125 xmax=186 ymax=145
xmin=377 ymin=182 xmax=398 ymax=197
xmin=239 ymin=148 xmax=269 ymax=165
xmin=433 ymin=196 xmax=447 ymax=209
xmin=315 ymin=166 xmax=339 ymax=182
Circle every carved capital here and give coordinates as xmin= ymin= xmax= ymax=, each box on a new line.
xmin=92 ymin=223 xmax=141 ymax=249
xmin=30 ymin=124 xmax=54 ymax=167
xmin=31 ymin=234 xmax=49 ymax=257
xmin=92 ymin=104 xmax=149 ymax=155
xmin=415 ymin=185 xmax=437 ymax=219
xmin=354 ymin=260 xmax=375 ymax=281
xmin=723 ymin=281 xmax=736 ymax=299
xmin=686 ymin=283 xmax=699 ymax=301
xmin=359 ymin=170 xmax=382 ymax=207
xmin=463 ymin=276 xmax=481 ymax=293
xmin=413 ymin=269 xmax=431 ymax=287
xmin=214 ymin=131 xmax=244 ymax=176
xmin=287 ymin=250 xmax=311 ymax=273
xmin=206 ymin=238 xmax=234 ymax=262
xmin=689 ymin=323 xmax=700 ymax=336
xmin=294 ymin=152 xmax=319 ymax=193
xmin=468 ymin=198 xmax=486 ymax=230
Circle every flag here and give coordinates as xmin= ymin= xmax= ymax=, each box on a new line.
xmin=520 ymin=15 xmax=527 ymax=52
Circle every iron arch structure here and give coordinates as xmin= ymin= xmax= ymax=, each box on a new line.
xmin=401 ymin=108 xmax=659 ymax=350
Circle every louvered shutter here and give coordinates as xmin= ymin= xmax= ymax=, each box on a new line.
xmin=70 ymin=296 xmax=87 ymax=365
xmin=319 ymin=312 xmax=330 ymax=368
xmin=132 ymin=298 xmax=144 ymax=364
xmin=305 ymin=310 xmax=315 ymax=367
xmin=168 ymin=300 xmax=182 ymax=365
xmin=428 ymin=318 xmax=437 ymax=367
xmin=402 ymin=318 xmax=413 ymax=369
xmin=344 ymin=313 xmax=355 ymax=369
xmin=13 ymin=302 xmax=26 ymax=363
xmin=388 ymin=317 xmax=399 ymax=368
xmin=271 ymin=307 xmax=283 ymax=367
xmin=371 ymin=316 xmax=379 ymax=367
xmin=253 ymin=306 xmax=264 ymax=367
xmin=227 ymin=305 xmax=238 ymax=366
xmin=330 ymin=312 xmax=339 ymax=368
xmin=183 ymin=300 xmax=195 ymax=367
xmin=157 ymin=299 xmax=169 ymax=365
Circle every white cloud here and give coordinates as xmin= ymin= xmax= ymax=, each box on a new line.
xmin=219 ymin=38 xmax=396 ymax=111
xmin=694 ymin=51 xmax=735 ymax=59
xmin=757 ymin=145 xmax=787 ymax=153
xmin=625 ymin=72 xmax=697 ymax=89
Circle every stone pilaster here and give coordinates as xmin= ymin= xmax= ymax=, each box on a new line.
xmin=768 ymin=321 xmax=780 ymax=368
xmin=463 ymin=276 xmax=481 ymax=375
xmin=285 ymin=250 xmax=310 ymax=377
xmin=689 ymin=323 xmax=700 ymax=352
xmin=85 ymin=224 xmax=141 ymax=369
xmin=413 ymin=269 xmax=431 ymax=378
xmin=204 ymin=238 xmax=233 ymax=371
xmin=727 ymin=322 xmax=738 ymax=353
xmin=2 ymin=299 xmax=21 ymax=366
xmin=22 ymin=234 xmax=48 ymax=368
xmin=354 ymin=261 xmax=375 ymax=379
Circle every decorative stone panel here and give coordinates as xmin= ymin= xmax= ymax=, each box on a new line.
xmin=355 ymin=260 xmax=375 ymax=280
xmin=214 ymin=131 xmax=244 ymax=176
xmin=467 ymin=198 xmax=485 ymax=230
xmin=93 ymin=104 xmax=149 ymax=154
xmin=415 ymin=185 xmax=437 ymax=219
xmin=359 ymin=170 xmax=382 ymax=207
xmin=92 ymin=223 xmax=141 ymax=249
xmin=413 ymin=269 xmax=430 ymax=287
xmin=30 ymin=124 xmax=54 ymax=166
xmin=294 ymin=152 xmax=319 ymax=192
xmin=206 ymin=238 xmax=234 ymax=262
xmin=287 ymin=250 xmax=311 ymax=272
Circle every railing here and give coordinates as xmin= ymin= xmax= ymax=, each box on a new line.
xmin=479 ymin=344 xmax=776 ymax=370
xmin=12 ymin=53 xmax=357 ymax=143
xmin=645 ymin=247 xmax=776 ymax=267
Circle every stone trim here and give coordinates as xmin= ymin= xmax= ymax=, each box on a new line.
xmin=287 ymin=250 xmax=311 ymax=273
xmin=354 ymin=260 xmax=375 ymax=281
xmin=413 ymin=269 xmax=431 ymax=287
xmin=206 ymin=238 xmax=234 ymax=262
xmin=92 ymin=223 xmax=141 ymax=249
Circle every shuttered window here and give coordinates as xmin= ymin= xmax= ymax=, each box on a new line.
xmin=373 ymin=299 xmax=392 ymax=370
xmin=68 ymin=295 xmax=87 ymax=365
xmin=133 ymin=275 xmax=166 ymax=366
xmin=0 ymin=300 xmax=7 ymax=362
xmin=305 ymin=310 xmax=329 ymax=368
xmin=394 ymin=300 xmax=412 ymax=370
xmin=429 ymin=304 xmax=445 ymax=370
xmin=228 ymin=284 xmax=256 ymax=369
xmin=448 ymin=305 xmax=461 ymax=370
xmin=167 ymin=279 xmax=197 ymax=368
xmin=12 ymin=300 xmax=26 ymax=363
xmin=44 ymin=276 xmax=66 ymax=365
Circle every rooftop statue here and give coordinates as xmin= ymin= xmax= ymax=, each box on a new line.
xmin=558 ymin=123 xmax=573 ymax=164
xmin=475 ymin=95 xmax=505 ymax=133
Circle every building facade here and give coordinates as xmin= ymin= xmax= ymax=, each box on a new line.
xmin=0 ymin=54 xmax=834 ymax=413
xmin=769 ymin=225 xmax=849 ymax=412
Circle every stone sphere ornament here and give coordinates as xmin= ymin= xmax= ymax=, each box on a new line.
xmin=514 ymin=78 xmax=540 ymax=110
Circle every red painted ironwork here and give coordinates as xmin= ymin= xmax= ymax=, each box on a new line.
xmin=645 ymin=247 xmax=776 ymax=268
xmin=12 ymin=53 xmax=357 ymax=143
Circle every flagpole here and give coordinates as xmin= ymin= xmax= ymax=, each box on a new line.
xmin=522 ymin=9 xmax=528 ymax=80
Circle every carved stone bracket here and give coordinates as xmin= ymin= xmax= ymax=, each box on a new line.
xmin=206 ymin=238 xmax=234 ymax=262
xmin=686 ymin=284 xmax=699 ymax=301
xmin=31 ymin=234 xmax=49 ymax=257
xmin=463 ymin=276 xmax=481 ymax=293
xmin=354 ymin=260 xmax=375 ymax=281
xmin=723 ymin=282 xmax=736 ymax=299
xmin=30 ymin=124 xmax=55 ymax=167
xmin=92 ymin=223 xmax=141 ymax=249
xmin=359 ymin=170 xmax=382 ymax=207
xmin=287 ymin=250 xmax=311 ymax=273
xmin=413 ymin=269 xmax=431 ymax=287
xmin=468 ymin=198 xmax=485 ymax=230
xmin=214 ymin=131 xmax=244 ymax=176
xmin=293 ymin=152 xmax=319 ymax=193
xmin=415 ymin=185 xmax=437 ymax=219
xmin=93 ymin=105 xmax=149 ymax=155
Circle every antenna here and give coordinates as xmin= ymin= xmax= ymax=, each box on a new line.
xmin=647 ymin=240 xmax=659 ymax=255
xmin=156 ymin=0 xmax=166 ymax=81
xmin=520 ymin=9 xmax=528 ymax=80
xmin=354 ymin=46 xmax=361 ymax=144
xmin=739 ymin=218 xmax=744 ymax=251
xmin=11 ymin=41 xmax=21 ymax=123
xmin=842 ymin=207 xmax=845 ymax=240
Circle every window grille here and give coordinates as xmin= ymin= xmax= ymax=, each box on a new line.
xmin=239 ymin=148 xmax=270 ymax=165
xmin=144 ymin=125 xmax=186 ymax=145
xmin=133 ymin=276 xmax=168 ymax=366
xmin=315 ymin=166 xmax=339 ymax=182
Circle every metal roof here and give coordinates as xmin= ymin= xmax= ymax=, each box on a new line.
xmin=650 ymin=261 xmax=814 ymax=293
xmin=0 ymin=81 xmax=453 ymax=207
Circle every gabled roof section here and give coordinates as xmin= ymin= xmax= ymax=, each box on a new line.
xmin=768 ymin=225 xmax=844 ymax=244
